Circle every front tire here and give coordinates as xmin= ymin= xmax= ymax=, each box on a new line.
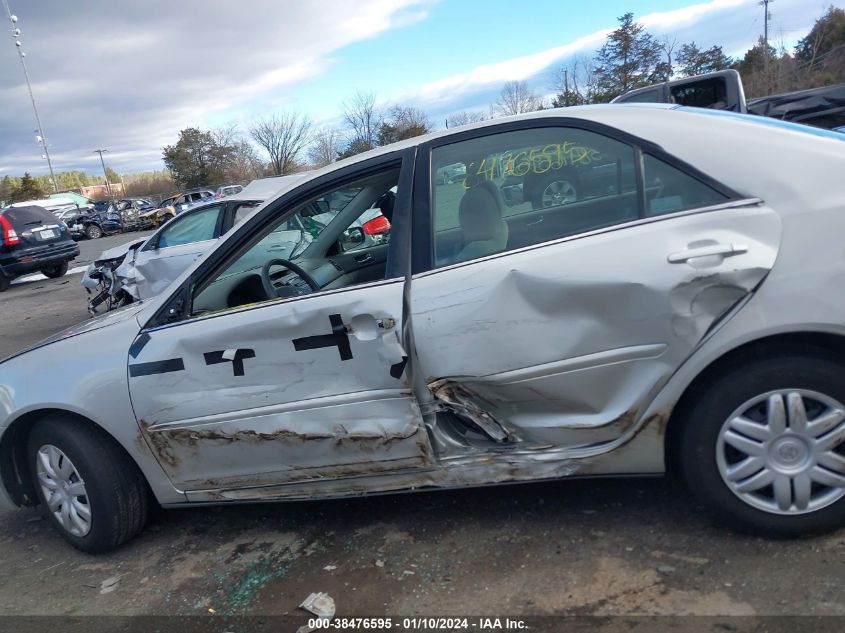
xmin=40 ymin=261 xmax=69 ymax=278
xmin=27 ymin=415 xmax=149 ymax=553
xmin=678 ymin=347 xmax=845 ymax=536
xmin=86 ymin=224 xmax=103 ymax=239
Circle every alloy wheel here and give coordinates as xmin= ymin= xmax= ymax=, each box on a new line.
xmin=717 ymin=389 xmax=845 ymax=515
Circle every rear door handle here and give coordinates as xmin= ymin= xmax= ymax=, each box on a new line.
xmin=667 ymin=243 xmax=748 ymax=264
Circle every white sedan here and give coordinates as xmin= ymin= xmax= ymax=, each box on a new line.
xmin=1 ymin=105 xmax=844 ymax=552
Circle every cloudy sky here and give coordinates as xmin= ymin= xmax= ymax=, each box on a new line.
xmin=0 ymin=0 xmax=829 ymax=178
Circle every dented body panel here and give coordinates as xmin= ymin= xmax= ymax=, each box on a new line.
xmin=127 ymin=279 xmax=432 ymax=490
xmin=412 ymin=202 xmax=780 ymax=458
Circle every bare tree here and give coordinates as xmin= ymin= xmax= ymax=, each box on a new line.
xmin=308 ymin=127 xmax=342 ymax=167
xmin=549 ymin=54 xmax=598 ymax=106
xmin=249 ymin=111 xmax=312 ymax=176
xmin=211 ymin=122 xmax=241 ymax=148
xmin=446 ymin=110 xmax=486 ymax=128
xmin=492 ymin=80 xmax=544 ymax=116
xmin=342 ymin=91 xmax=382 ymax=151
xmin=377 ymin=105 xmax=432 ymax=145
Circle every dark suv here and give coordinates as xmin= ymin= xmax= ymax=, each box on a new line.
xmin=0 ymin=205 xmax=80 ymax=292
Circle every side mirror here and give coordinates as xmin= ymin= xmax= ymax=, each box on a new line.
xmin=340 ymin=227 xmax=365 ymax=251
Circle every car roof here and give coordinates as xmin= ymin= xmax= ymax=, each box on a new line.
xmin=229 ymin=174 xmax=311 ymax=202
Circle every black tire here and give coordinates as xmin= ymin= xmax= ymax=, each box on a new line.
xmin=40 ymin=261 xmax=69 ymax=279
xmin=86 ymin=224 xmax=103 ymax=239
xmin=27 ymin=415 xmax=149 ymax=553
xmin=0 ymin=272 xmax=10 ymax=292
xmin=678 ymin=346 xmax=845 ymax=537
xmin=528 ymin=169 xmax=580 ymax=210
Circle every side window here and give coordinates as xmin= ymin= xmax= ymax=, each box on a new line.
xmin=618 ymin=89 xmax=662 ymax=104
xmin=431 ymin=127 xmax=637 ymax=266
xmin=192 ymin=168 xmax=400 ymax=315
xmin=643 ymin=154 xmax=728 ymax=216
xmin=157 ymin=205 xmax=220 ymax=248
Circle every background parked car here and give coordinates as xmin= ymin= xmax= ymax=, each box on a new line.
xmin=215 ymin=184 xmax=244 ymax=198
xmin=139 ymin=189 xmax=216 ymax=227
xmin=0 ymin=205 xmax=80 ymax=291
xmin=64 ymin=205 xmax=123 ymax=239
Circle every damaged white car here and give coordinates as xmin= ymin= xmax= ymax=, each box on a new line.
xmin=2 ymin=105 xmax=845 ymax=552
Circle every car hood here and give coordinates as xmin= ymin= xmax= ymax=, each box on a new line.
xmin=97 ymin=238 xmax=147 ymax=263
xmin=0 ymin=301 xmax=145 ymax=364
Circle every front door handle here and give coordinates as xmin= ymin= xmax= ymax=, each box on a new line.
xmin=354 ymin=253 xmax=373 ymax=264
xmin=667 ymin=243 xmax=748 ymax=264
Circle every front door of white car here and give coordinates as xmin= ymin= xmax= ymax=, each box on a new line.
xmin=410 ymin=122 xmax=782 ymax=453
xmin=127 ymin=159 xmax=431 ymax=496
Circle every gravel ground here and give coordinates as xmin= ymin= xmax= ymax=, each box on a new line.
xmin=0 ymin=228 xmax=843 ymax=621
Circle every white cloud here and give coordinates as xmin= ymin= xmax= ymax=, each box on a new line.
xmin=0 ymin=0 xmax=438 ymax=175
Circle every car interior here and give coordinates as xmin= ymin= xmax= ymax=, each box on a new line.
xmin=191 ymin=169 xmax=399 ymax=315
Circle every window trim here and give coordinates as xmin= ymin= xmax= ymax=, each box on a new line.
xmin=412 ymin=116 xmax=741 ymax=274
xmin=146 ymin=148 xmax=415 ymax=330
xmin=412 ymin=197 xmax=763 ymax=279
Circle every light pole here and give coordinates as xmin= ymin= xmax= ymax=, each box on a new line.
xmin=3 ymin=0 xmax=58 ymax=193
xmin=93 ymin=149 xmax=113 ymax=199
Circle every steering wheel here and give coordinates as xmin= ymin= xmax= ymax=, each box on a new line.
xmin=261 ymin=258 xmax=321 ymax=299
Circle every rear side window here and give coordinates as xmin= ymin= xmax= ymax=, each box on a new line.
xmin=157 ymin=205 xmax=220 ymax=248
xmin=643 ymin=154 xmax=728 ymax=216
xmin=430 ymin=127 xmax=638 ymax=266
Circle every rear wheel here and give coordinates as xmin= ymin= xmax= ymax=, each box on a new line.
xmin=40 ymin=261 xmax=69 ymax=279
xmin=86 ymin=224 xmax=103 ymax=239
xmin=0 ymin=272 xmax=10 ymax=292
xmin=27 ymin=415 xmax=149 ymax=553
xmin=678 ymin=349 xmax=845 ymax=536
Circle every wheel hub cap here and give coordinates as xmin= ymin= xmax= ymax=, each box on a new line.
xmin=541 ymin=181 xmax=576 ymax=208
xmin=716 ymin=389 xmax=845 ymax=515
xmin=35 ymin=445 xmax=92 ymax=537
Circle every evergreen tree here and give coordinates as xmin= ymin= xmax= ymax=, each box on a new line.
xmin=593 ymin=13 xmax=664 ymax=102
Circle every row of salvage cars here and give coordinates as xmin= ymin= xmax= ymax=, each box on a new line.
xmin=1 ymin=105 xmax=845 ymax=552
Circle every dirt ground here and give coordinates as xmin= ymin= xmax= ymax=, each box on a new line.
xmin=0 ymin=231 xmax=843 ymax=620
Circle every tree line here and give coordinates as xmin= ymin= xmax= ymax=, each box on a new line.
xmin=4 ymin=6 xmax=843 ymax=201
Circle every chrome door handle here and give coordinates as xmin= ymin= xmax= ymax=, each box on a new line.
xmin=667 ymin=243 xmax=748 ymax=264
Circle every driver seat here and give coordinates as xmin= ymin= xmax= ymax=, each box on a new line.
xmin=454 ymin=181 xmax=509 ymax=263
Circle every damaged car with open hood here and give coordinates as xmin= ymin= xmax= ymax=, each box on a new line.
xmin=2 ymin=105 xmax=845 ymax=553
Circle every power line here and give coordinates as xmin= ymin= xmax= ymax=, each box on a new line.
xmin=2 ymin=0 xmax=58 ymax=193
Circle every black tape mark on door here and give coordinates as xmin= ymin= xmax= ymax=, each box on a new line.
xmin=128 ymin=332 xmax=151 ymax=359
xmin=204 ymin=349 xmax=256 ymax=377
xmin=129 ymin=358 xmax=185 ymax=377
xmin=292 ymin=313 xmax=352 ymax=361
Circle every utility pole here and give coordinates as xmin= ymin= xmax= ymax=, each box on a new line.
xmin=760 ymin=0 xmax=774 ymax=95
xmin=3 ymin=0 xmax=58 ymax=193
xmin=93 ymin=149 xmax=113 ymax=199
